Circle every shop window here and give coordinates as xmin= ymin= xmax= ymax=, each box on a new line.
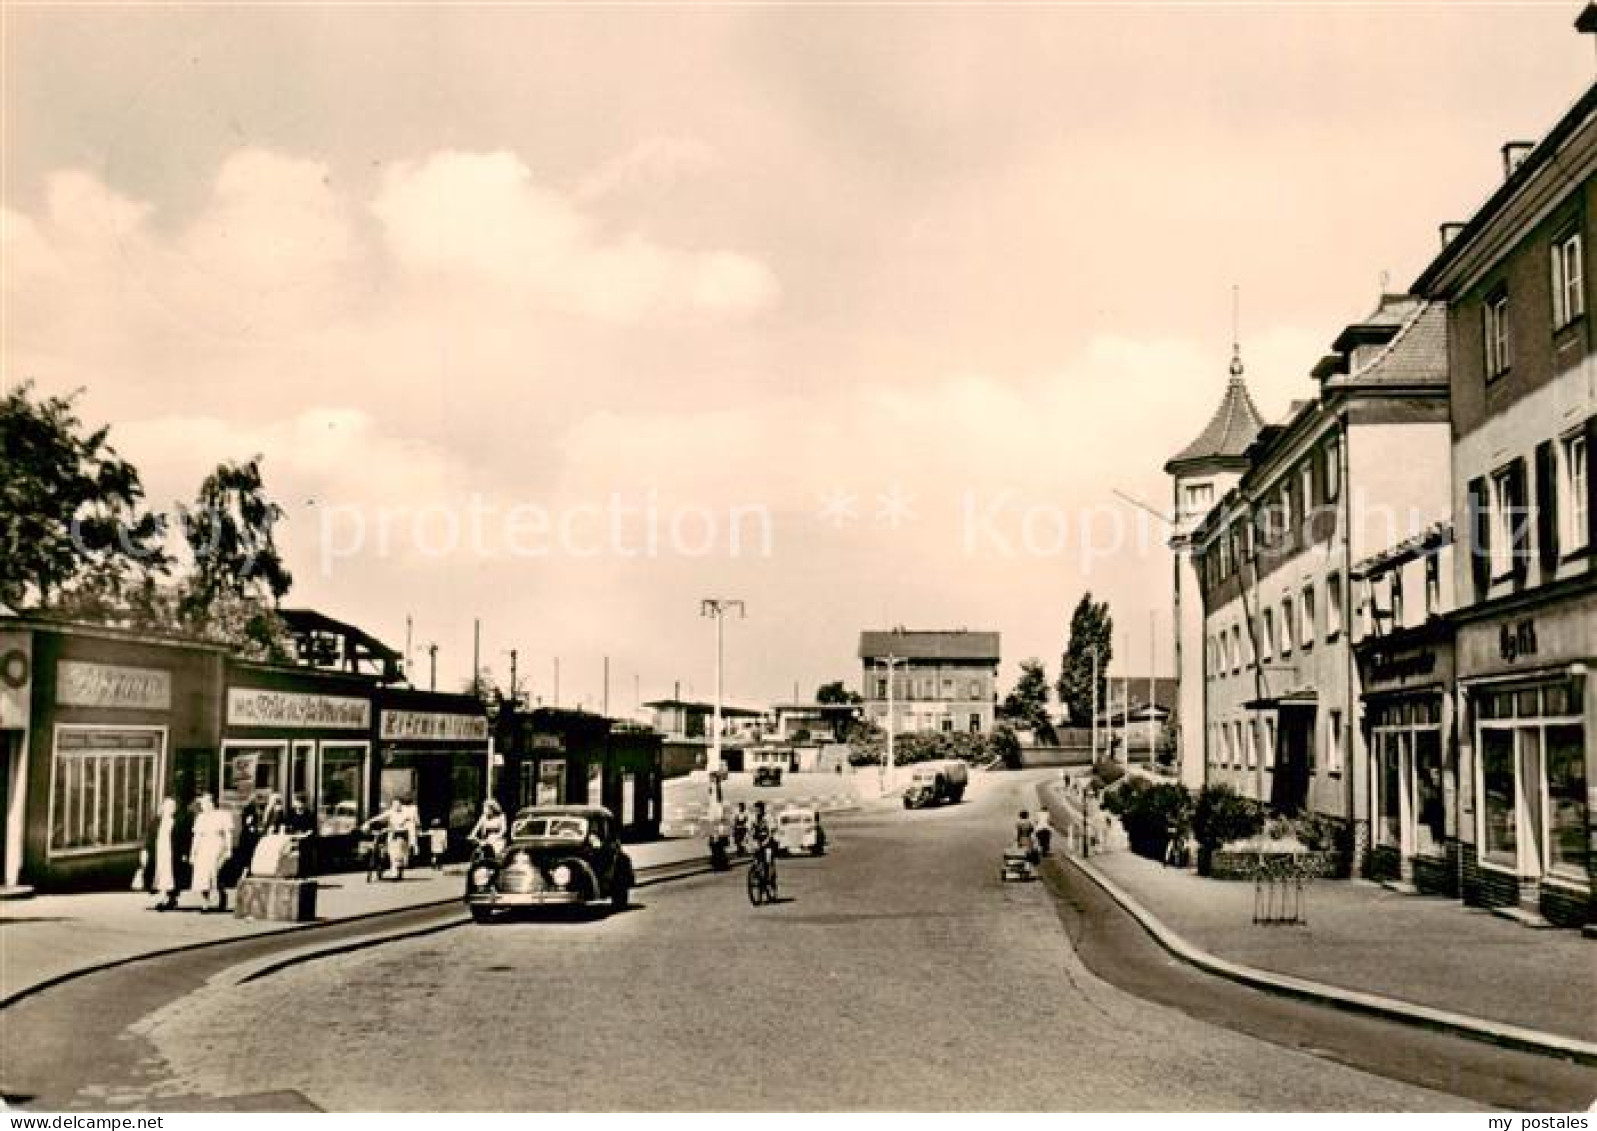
xmin=223 ymin=742 xmax=286 ymax=811
xmin=537 ymin=760 xmax=565 ymax=805
xmin=318 ymin=744 xmax=368 ymax=835
xmin=50 ymin=728 xmax=163 ymax=856
xmin=1480 ymin=728 xmax=1518 ymax=867
xmin=1547 ymin=723 xmax=1588 ymax=878
xmin=622 ymin=771 xmax=637 ymax=826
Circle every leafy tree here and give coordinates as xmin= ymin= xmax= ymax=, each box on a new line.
xmin=0 ymin=382 xmax=169 ymax=612
xmin=1057 ymin=593 xmax=1113 ymax=726
xmin=815 ymin=680 xmax=862 ymax=705
xmin=173 ymin=457 xmax=294 ymax=659
xmin=999 ymin=658 xmax=1056 ymax=743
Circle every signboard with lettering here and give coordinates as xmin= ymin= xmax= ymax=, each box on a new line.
xmin=379 ymin=710 xmax=489 ymax=743
xmin=56 ymin=660 xmax=171 ymax=712
xmin=227 ymin=688 xmax=371 ymax=730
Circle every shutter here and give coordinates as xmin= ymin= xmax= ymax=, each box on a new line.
xmin=1535 ymin=439 xmax=1558 ymax=574
xmin=1510 ymin=457 xmax=1530 ymax=585
xmin=1311 ymin=446 xmax=1326 ymax=508
xmin=1468 ymin=477 xmax=1491 ymax=597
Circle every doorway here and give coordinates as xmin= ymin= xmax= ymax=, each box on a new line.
xmin=1271 ymin=707 xmax=1314 ymax=815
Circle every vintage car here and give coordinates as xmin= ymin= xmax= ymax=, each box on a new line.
xmin=464 ymin=805 xmax=634 ymax=922
xmin=773 ymin=806 xmax=826 ymax=856
xmin=902 ymin=759 xmax=969 ymax=809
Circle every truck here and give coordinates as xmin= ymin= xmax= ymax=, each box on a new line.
xmin=901 ymin=759 xmax=969 ymax=809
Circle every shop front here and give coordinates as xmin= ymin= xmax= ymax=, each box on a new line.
xmin=376 ymin=688 xmax=490 ymax=857
xmin=495 ymin=709 xmax=663 ymax=839
xmin=1356 ymin=625 xmax=1457 ymax=894
xmin=1457 ymin=590 xmax=1594 ymax=927
xmin=222 ymin=662 xmax=377 ymax=867
xmin=3 ymin=620 xmax=225 ymax=892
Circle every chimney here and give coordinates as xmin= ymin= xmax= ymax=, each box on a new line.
xmin=1501 ymin=141 xmax=1535 ymax=179
xmin=1579 ymin=3 xmax=1597 ymax=64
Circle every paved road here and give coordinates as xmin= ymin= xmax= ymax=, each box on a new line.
xmin=2 ymin=771 xmax=1521 ymax=1111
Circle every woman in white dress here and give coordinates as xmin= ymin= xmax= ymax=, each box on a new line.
xmin=188 ymin=793 xmax=233 ymax=913
xmin=141 ymin=797 xmax=188 ymax=911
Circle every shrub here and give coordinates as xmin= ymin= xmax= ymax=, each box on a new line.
xmin=1117 ymin=781 xmax=1194 ymax=861
xmin=1090 ymin=760 xmax=1126 ymax=793
xmin=1291 ymin=811 xmax=1348 ymax=855
xmin=1192 ymin=784 xmax=1265 ymax=874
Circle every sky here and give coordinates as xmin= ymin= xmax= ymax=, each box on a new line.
xmin=2 ymin=3 xmax=1592 ymax=713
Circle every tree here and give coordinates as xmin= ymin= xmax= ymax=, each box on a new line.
xmin=1057 ymin=593 xmax=1113 ymax=726
xmin=0 ymin=382 xmax=169 ymax=613
xmin=173 ymin=457 xmax=294 ymax=659
xmin=999 ymin=658 xmax=1056 ymax=743
xmin=815 ymin=680 xmax=862 ymax=705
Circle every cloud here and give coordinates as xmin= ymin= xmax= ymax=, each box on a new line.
xmin=575 ymin=135 xmax=720 ymax=201
xmin=372 ymin=149 xmax=778 ymax=322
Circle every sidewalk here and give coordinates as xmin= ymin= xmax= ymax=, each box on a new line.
xmin=1080 ymin=841 xmax=1597 ymax=1047
xmin=0 ymin=837 xmax=706 ymax=1005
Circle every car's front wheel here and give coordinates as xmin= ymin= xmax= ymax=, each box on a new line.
xmin=611 ymin=877 xmax=630 ymax=911
xmin=470 ymin=905 xmax=496 ymax=924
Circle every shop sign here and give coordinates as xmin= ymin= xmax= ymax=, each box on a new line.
xmin=1498 ymin=619 xmax=1538 ymax=663
xmin=379 ymin=709 xmax=489 ymax=742
xmin=0 ymin=631 xmax=31 ymax=729
xmin=530 ymin=734 xmax=565 ymax=752
xmin=56 ymin=660 xmax=170 ymax=711
xmin=228 ymin=688 xmax=371 ymax=730
xmin=1367 ymin=647 xmax=1437 ymax=684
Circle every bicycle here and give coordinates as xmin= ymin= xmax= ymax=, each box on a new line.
xmin=746 ymin=845 xmax=779 ymax=906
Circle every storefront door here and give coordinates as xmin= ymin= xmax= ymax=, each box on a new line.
xmin=1376 ymin=731 xmax=1412 ymax=858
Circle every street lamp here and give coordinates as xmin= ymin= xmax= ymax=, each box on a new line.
xmin=699 ymin=599 xmax=745 ymax=779
xmin=873 ymin=654 xmax=908 ymax=792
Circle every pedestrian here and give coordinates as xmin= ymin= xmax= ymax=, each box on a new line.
xmin=1014 ymin=809 xmax=1035 ymax=850
xmin=469 ymin=798 xmax=507 ymax=860
xmin=385 ymin=796 xmax=417 ymax=880
xmin=1033 ymin=810 xmax=1053 ymax=859
xmin=224 ymin=793 xmax=264 ymax=888
xmin=141 ymin=796 xmax=190 ymax=911
xmin=189 ymin=793 xmax=233 ymax=913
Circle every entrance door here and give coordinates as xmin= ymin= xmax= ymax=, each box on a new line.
xmin=1271 ymin=708 xmax=1313 ymax=814
xmin=1518 ymin=728 xmax=1545 ymax=881
xmin=172 ymin=748 xmax=218 ymax=807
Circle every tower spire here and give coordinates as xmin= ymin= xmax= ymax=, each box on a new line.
xmin=1229 ymin=284 xmax=1245 ymax=380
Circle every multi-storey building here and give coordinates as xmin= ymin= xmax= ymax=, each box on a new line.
xmin=1166 ymin=356 xmax=1266 ymax=788
xmin=857 ymin=629 xmax=1000 ymax=735
xmin=1412 ymin=80 xmax=1597 ymax=927
xmin=1186 ymin=294 xmax=1452 ymax=871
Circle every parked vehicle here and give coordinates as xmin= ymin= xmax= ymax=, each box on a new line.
xmin=464 ymin=805 xmax=634 ymax=922
xmin=902 ymin=759 xmax=969 ymax=809
xmin=773 ymin=807 xmax=826 ymax=856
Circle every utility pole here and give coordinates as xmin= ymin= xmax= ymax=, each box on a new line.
xmin=427 ymin=643 xmax=438 ymax=692
xmin=699 ymin=599 xmax=746 ymax=776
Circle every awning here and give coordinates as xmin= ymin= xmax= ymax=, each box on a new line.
xmin=1243 ymin=686 xmax=1318 ymax=710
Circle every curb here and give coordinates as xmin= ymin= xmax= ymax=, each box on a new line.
xmin=0 ymin=854 xmax=712 ymax=1011
xmin=1064 ymin=853 xmax=1597 ymax=1067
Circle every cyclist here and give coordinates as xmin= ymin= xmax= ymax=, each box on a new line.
xmin=751 ymin=810 xmax=779 ymax=886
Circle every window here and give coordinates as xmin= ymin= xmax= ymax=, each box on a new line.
xmin=968 ymin=713 xmax=981 ymax=734
xmin=1328 ymin=709 xmax=1343 ymax=775
xmin=1424 ymin=556 xmax=1441 ymax=618
xmin=967 ymin=680 xmax=982 ymax=699
xmin=1326 ymin=573 xmax=1344 ymax=638
xmin=1484 ymin=289 xmax=1511 ymax=378
xmin=1325 ymin=435 xmax=1342 ymax=501
xmin=1232 ymin=625 xmax=1243 ymax=674
xmin=318 ymin=744 xmax=369 ymax=835
xmin=1265 ymin=718 xmax=1277 ymax=770
xmin=1183 ymin=482 xmax=1215 ymax=516
xmin=1301 ymin=585 xmax=1316 ymax=648
xmin=1390 ymin=567 xmax=1405 ymax=628
xmin=1490 ymin=464 xmax=1520 ymax=578
xmin=1552 ymin=231 xmax=1585 ymax=329
xmin=1243 ymin=618 xmax=1256 ymax=669
xmin=1254 ymin=722 xmax=1269 ymax=771
xmin=1548 ymin=723 xmax=1588 ymax=877
xmin=1480 ymin=728 xmax=1517 ymax=867
xmin=942 ymin=677 xmax=954 ymax=697
xmin=875 ymin=678 xmax=887 ymax=698
xmin=49 ymin=727 xmax=163 ymax=856
xmin=1243 ymin=721 xmax=1256 ymax=769
xmin=1262 ymin=609 xmax=1276 ymax=659
xmin=1280 ymin=597 xmax=1295 ymax=654
xmin=1563 ymin=431 xmax=1589 ymax=553
xmin=1300 ymin=463 xmax=1314 ymax=527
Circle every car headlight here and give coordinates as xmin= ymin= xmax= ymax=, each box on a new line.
xmin=470 ymin=866 xmax=494 ymax=888
xmin=550 ymin=864 xmax=573 ymax=888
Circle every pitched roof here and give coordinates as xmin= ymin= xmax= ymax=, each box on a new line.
xmin=1322 ymin=300 xmax=1448 ymax=392
xmin=1164 ymin=372 xmax=1267 ymax=473
xmin=858 ymin=629 xmax=1000 ymax=662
